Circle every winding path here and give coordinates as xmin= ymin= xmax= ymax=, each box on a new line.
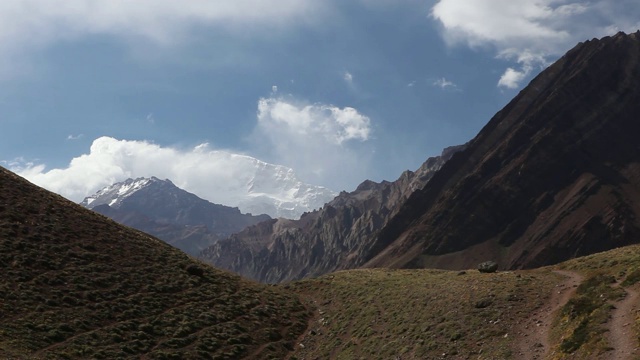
xmin=514 ymin=270 xmax=583 ymax=360
xmin=606 ymin=284 xmax=640 ymax=359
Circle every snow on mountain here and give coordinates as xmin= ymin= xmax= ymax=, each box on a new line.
xmin=81 ymin=158 xmax=337 ymax=219
xmin=81 ymin=177 xmax=158 ymax=209
xmin=233 ymin=157 xmax=337 ymax=218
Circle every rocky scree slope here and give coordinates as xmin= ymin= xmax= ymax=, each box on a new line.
xmin=82 ymin=177 xmax=270 ymax=255
xmin=200 ymin=145 xmax=463 ymax=283
xmin=365 ymin=31 xmax=640 ymax=271
xmin=0 ymin=166 xmax=309 ymax=359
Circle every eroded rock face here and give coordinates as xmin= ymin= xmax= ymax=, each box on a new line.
xmin=364 ymin=31 xmax=640 ymax=271
xmin=199 ymin=145 xmax=464 ymax=283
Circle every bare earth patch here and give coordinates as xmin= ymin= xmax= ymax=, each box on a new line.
xmin=514 ymin=270 xmax=583 ymax=359
xmin=606 ymin=283 xmax=640 ymax=360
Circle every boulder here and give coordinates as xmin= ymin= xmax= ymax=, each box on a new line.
xmin=477 ymin=261 xmax=498 ymax=273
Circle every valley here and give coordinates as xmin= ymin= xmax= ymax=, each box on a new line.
xmin=3 ymin=30 xmax=640 ymax=359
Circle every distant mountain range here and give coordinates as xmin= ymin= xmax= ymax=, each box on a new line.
xmin=81 ymin=177 xmax=270 ymax=255
xmin=200 ymin=145 xmax=464 ymax=282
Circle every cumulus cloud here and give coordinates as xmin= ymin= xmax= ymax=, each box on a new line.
xmin=12 ymin=137 xmax=329 ymax=214
xmin=12 ymin=97 xmax=373 ymax=208
xmin=431 ymin=0 xmax=640 ymax=88
xmin=253 ymin=97 xmax=373 ymax=189
xmin=497 ymin=67 xmax=530 ymax=89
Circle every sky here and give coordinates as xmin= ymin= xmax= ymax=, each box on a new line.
xmin=2 ymin=0 xmax=639 ymax=206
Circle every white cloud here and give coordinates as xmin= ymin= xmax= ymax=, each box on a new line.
xmin=431 ymin=0 xmax=640 ymax=88
xmin=66 ymin=134 xmax=84 ymax=140
xmin=11 ymin=136 xmax=335 ymax=217
xmin=257 ymin=97 xmax=370 ymax=145
xmin=344 ymin=71 xmax=354 ymax=84
xmin=0 ymin=1 xmax=325 ymax=57
xmin=497 ymin=68 xmax=529 ymax=89
xmin=253 ymin=97 xmax=373 ymax=189
xmin=12 ymin=96 xmax=373 ymax=209
xmin=432 ymin=77 xmax=458 ymax=90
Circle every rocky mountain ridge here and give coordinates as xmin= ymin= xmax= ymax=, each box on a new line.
xmin=202 ymin=31 xmax=640 ymax=283
xmin=82 ymin=177 xmax=270 ymax=255
xmin=364 ymin=30 xmax=640 ymax=270
xmin=199 ymin=145 xmax=464 ymax=282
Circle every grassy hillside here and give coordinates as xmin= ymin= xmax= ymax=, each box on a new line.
xmin=553 ymin=245 xmax=640 ymax=359
xmin=290 ymin=268 xmax=561 ymax=359
xmin=0 ymin=167 xmax=310 ymax=359
xmin=3 ymin=163 xmax=640 ymax=359
xmin=290 ymin=245 xmax=640 ymax=360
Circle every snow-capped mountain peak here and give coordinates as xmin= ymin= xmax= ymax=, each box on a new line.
xmin=81 ymin=177 xmax=166 ymax=209
xmin=80 ymin=166 xmax=337 ymax=219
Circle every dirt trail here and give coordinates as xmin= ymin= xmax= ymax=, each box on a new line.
xmin=606 ymin=284 xmax=640 ymax=360
xmin=514 ymin=270 xmax=583 ymax=360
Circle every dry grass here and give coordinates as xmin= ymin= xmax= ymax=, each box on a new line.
xmin=290 ymin=268 xmax=561 ymax=359
xmin=289 ymin=245 xmax=640 ymax=359
xmin=4 ymin=164 xmax=640 ymax=359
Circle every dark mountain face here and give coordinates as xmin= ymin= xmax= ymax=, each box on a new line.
xmin=200 ymin=145 xmax=464 ymax=283
xmin=202 ymin=31 xmax=640 ymax=282
xmin=0 ymin=167 xmax=309 ymax=359
xmin=83 ymin=177 xmax=270 ymax=255
xmin=365 ymin=31 xmax=640 ymax=270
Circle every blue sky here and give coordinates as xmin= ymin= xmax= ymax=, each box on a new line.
xmin=2 ymin=0 xmax=639 ymax=205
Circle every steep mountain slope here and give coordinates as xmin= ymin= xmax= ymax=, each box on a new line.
xmin=81 ymin=177 xmax=270 ymax=255
xmin=0 ymin=167 xmax=309 ymax=359
xmin=365 ymin=31 xmax=640 ymax=271
xmin=200 ymin=145 xmax=463 ymax=283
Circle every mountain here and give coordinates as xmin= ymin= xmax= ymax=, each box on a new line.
xmin=202 ymin=31 xmax=640 ymax=283
xmin=81 ymin=177 xmax=270 ymax=255
xmin=5 ymin=165 xmax=638 ymax=359
xmin=364 ymin=31 xmax=640 ymax=271
xmin=0 ymin=166 xmax=309 ymax=359
xmin=200 ymin=145 xmax=464 ymax=283
xmin=227 ymin=156 xmax=338 ymax=219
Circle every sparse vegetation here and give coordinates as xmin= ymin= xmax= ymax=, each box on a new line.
xmin=550 ymin=246 xmax=640 ymax=358
xmin=290 ymin=268 xmax=561 ymax=359
xmin=4 ymin=161 xmax=640 ymax=359
xmin=0 ymin=167 xmax=310 ymax=359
